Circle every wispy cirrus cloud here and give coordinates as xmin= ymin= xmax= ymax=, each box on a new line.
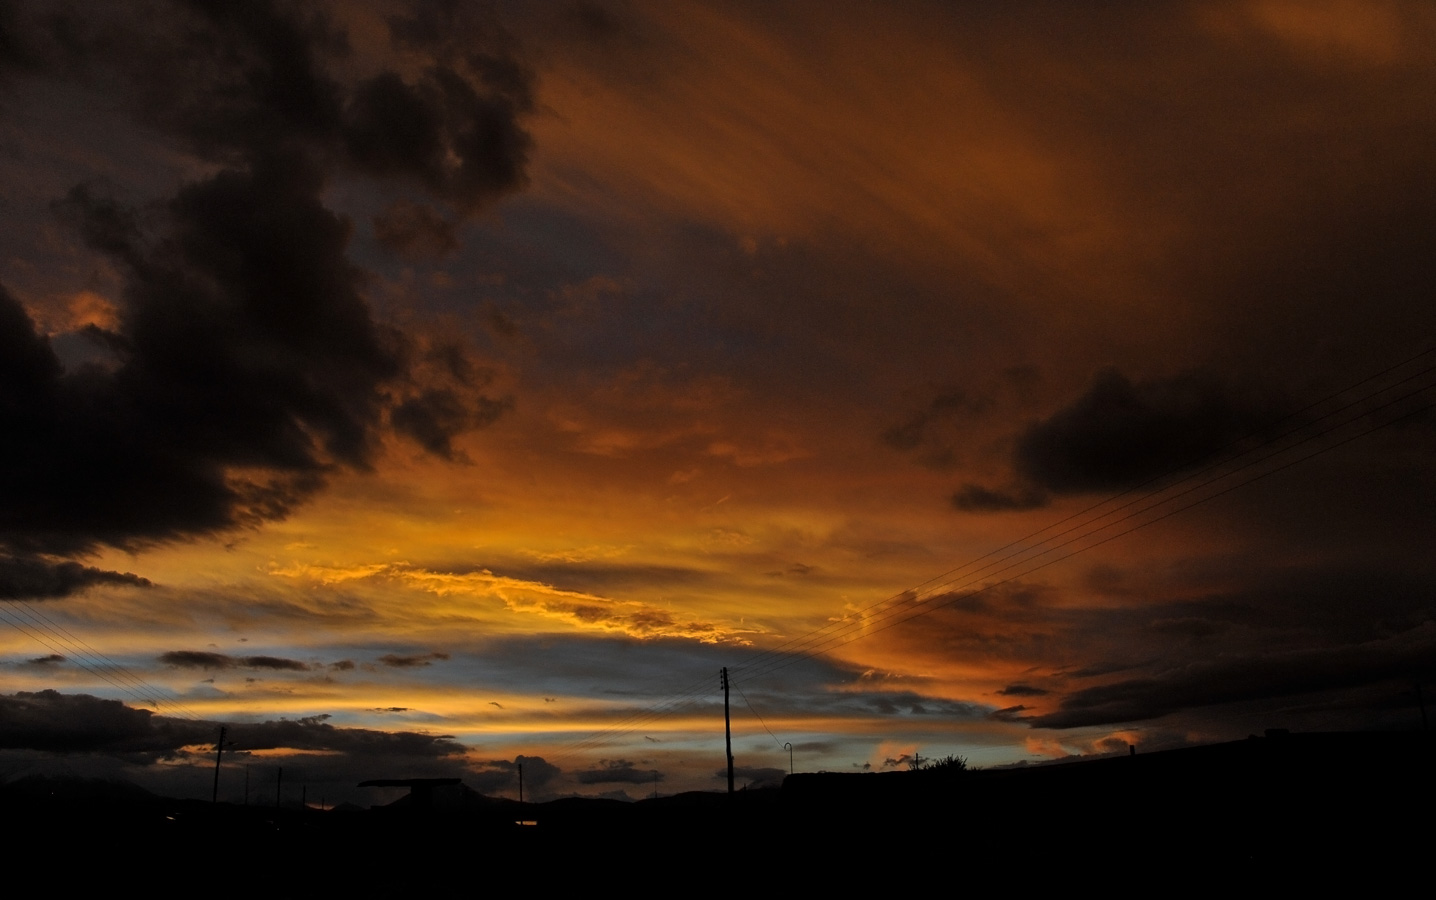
xmin=272 ymin=562 xmax=744 ymax=643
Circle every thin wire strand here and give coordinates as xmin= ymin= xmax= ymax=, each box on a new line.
xmin=7 ymin=599 xmax=207 ymax=720
xmin=0 ymin=605 xmax=193 ymax=716
xmin=732 ymin=678 xmax=785 ymax=749
xmin=537 ymin=351 xmax=1436 ymax=762
xmin=742 ymin=346 xmax=1434 ymax=662
xmin=731 ymin=362 xmax=1436 ymax=678
xmin=733 ymin=396 xmax=1433 ymax=687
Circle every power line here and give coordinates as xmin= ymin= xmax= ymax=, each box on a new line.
xmin=7 ymin=599 xmax=207 ymax=720
xmin=540 ymin=346 xmax=1436 ymax=760
xmin=732 ymin=676 xmax=785 ymax=750
xmin=0 ymin=605 xmax=195 ymax=717
xmin=729 ymin=358 xmax=1436 ymax=681
xmin=733 ymin=391 xmax=1434 ymax=686
xmin=545 ymin=672 xmax=719 ymax=767
xmin=730 ymin=354 xmax=1436 ymax=680
xmin=0 ymin=602 xmax=207 ymax=721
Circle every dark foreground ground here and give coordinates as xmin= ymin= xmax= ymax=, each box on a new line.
xmin=6 ymin=730 xmax=1431 ymax=889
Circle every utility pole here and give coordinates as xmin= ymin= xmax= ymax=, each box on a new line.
xmin=518 ymin=762 xmax=524 ymax=804
xmin=211 ymin=725 xmax=226 ymax=803
xmin=276 ymin=766 xmax=283 ymax=809
xmin=721 ymin=667 xmax=734 ymax=795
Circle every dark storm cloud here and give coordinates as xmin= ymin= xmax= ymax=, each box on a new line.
xmin=242 ymin=655 xmax=311 ymax=671
xmin=858 ymin=690 xmax=986 ymax=718
xmin=9 ymin=1 xmax=532 ymax=200
xmin=884 ymin=369 xmax=1041 ymax=487
xmin=949 ymin=367 xmax=1285 ymax=512
xmin=373 ymin=200 xmax=460 ymax=259
xmin=564 ymin=1 xmax=627 ymax=42
xmin=1032 ymin=623 xmax=1436 ymax=730
xmin=1015 ymin=368 xmax=1281 ymax=497
xmin=988 ymin=705 xmax=1030 ymax=723
xmin=861 ymin=558 xmax=1436 ymax=735
xmin=0 ymin=3 xmax=27 ymax=73
xmin=25 ymin=654 xmax=65 ymax=666
xmin=0 ymin=690 xmax=468 ymax=765
xmin=0 ymin=1 xmax=531 ymax=563
xmin=447 ymin=632 xmax=997 ymax=729
xmin=0 ymin=553 xmax=149 ymax=599
xmin=158 ymin=651 xmax=310 ymax=672
xmin=883 ymin=388 xmax=992 ymax=470
xmin=225 ymin=714 xmax=465 ymax=759
xmin=158 ymin=651 xmax=229 ymax=670
xmin=22 ymin=163 xmax=395 ymax=547
xmin=997 ymin=684 xmax=1048 ymax=697
xmin=378 ymin=651 xmax=450 ymax=668
xmin=468 ymin=754 xmax=560 ymax=795
xmin=577 ymin=758 xmax=661 ymax=785
xmin=342 ymin=63 xmax=532 ymax=212
xmin=391 ymin=388 xmax=511 ymax=461
xmin=0 ymin=690 xmax=187 ymax=753
xmin=765 ymin=562 xmax=817 ymax=578
xmin=951 ymin=483 xmax=1049 ymax=513
xmin=1149 ymin=616 xmax=1229 ymax=638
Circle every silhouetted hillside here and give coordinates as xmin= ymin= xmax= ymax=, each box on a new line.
xmin=3 ymin=730 xmax=1428 ymax=887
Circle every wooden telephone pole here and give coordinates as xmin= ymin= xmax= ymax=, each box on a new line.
xmin=211 ymin=725 xmax=226 ymax=803
xmin=721 ymin=667 xmax=734 ymax=795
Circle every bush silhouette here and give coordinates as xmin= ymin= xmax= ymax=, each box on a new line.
xmin=909 ymin=753 xmax=969 ymax=773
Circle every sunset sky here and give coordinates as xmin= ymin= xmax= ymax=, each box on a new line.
xmin=2 ymin=0 xmax=1434 ymax=804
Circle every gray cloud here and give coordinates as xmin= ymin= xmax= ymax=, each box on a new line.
xmin=0 ymin=689 xmax=475 ymax=805
xmin=0 ymin=0 xmax=527 ymax=574
xmin=988 ymin=705 xmax=1031 ymax=723
xmin=373 ymin=199 xmax=459 ymax=259
xmin=158 ymin=651 xmax=310 ymax=672
xmin=378 ymin=651 xmax=450 ymax=668
xmin=0 ymin=553 xmax=150 ymax=600
xmin=0 ymin=690 xmax=185 ymax=754
xmin=577 ymin=758 xmax=662 ymax=785
xmin=1013 ymin=368 xmax=1281 ymax=495
xmin=1032 ymin=623 xmax=1436 ymax=729
xmin=997 ymin=684 xmax=1048 ymax=697
xmin=468 ymin=754 xmax=560 ymax=796
xmin=882 ymin=388 xmax=991 ymax=470
xmin=951 ymin=483 xmax=1049 ymax=513
xmin=955 ymin=367 xmax=1286 ymax=514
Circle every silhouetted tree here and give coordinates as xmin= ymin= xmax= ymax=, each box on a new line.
xmin=911 ymin=754 xmax=969 ymax=773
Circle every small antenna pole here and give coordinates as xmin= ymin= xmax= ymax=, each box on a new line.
xmin=211 ymin=725 xmax=226 ymax=802
xmin=722 ymin=667 xmax=734 ymax=795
